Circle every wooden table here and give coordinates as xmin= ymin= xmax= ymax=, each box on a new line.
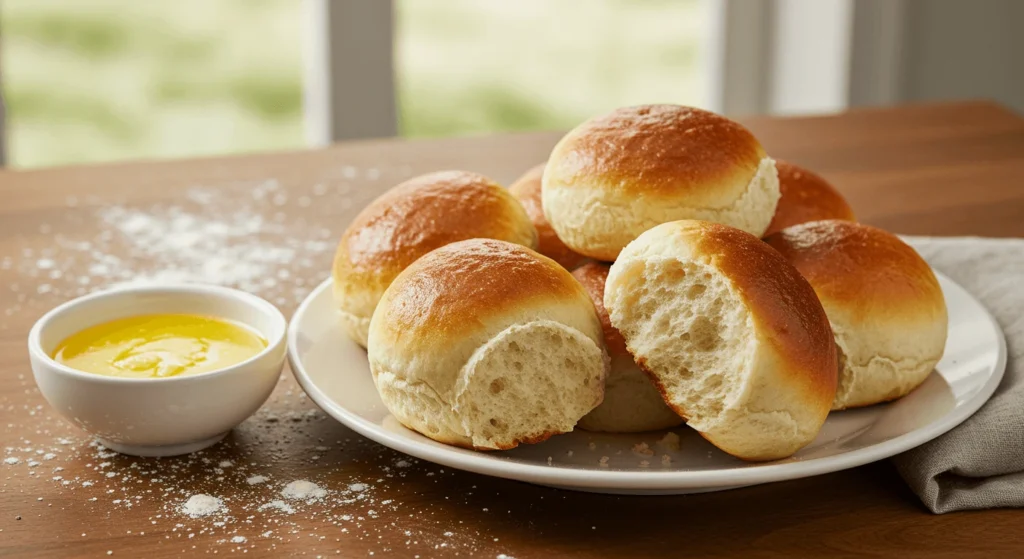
xmin=1 ymin=101 xmax=1022 ymax=558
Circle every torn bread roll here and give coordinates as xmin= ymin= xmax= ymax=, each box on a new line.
xmin=367 ymin=239 xmax=607 ymax=450
xmin=764 ymin=220 xmax=947 ymax=410
xmin=332 ymin=170 xmax=537 ymax=346
xmin=605 ymin=220 xmax=836 ymax=461
xmin=763 ymin=160 xmax=856 ymax=236
xmin=509 ymin=163 xmax=590 ymax=270
xmin=572 ymin=262 xmax=684 ymax=433
xmin=543 ymin=104 xmax=780 ymax=261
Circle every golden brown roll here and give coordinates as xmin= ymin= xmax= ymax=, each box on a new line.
xmin=543 ymin=105 xmax=780 ymax=261
xmin=763 ymin=160 xmax=856 ymax=236
xmin=605 ymin=220 xmax=837 ymax=461
xmin=333 ymin=171 xmax=538 ymax=346
xmin=764 ymin=220 xmax=948 ymax=410
xmin=571 ymin=262 xmax=683 ymax=433
xmin=509 ymin=163 xmax=590 ymax=270
xmin=367 ymin=239 xmax=607 ymax=450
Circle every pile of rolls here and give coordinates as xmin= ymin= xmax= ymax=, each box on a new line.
xmin=332 ymin=104 xmax=948 ymax=461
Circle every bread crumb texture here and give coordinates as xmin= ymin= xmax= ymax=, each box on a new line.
xmin=606 ymin=220 xmax=836 ymax=461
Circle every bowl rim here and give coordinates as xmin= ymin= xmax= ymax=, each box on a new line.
xmin=28 ymin=283 xmax=287 ymax=385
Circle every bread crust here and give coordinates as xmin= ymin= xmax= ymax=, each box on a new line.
xmin=543 ymin=105 xmax=779 ymax=260
xmin=763 ymin=160 xmax=855 ymax=236
xmin=332 ymin=170 xmax=537 ymax=346
xmin=765 ymin=221 xmax=941 ymax=311
xmin=571 ymin=262 xmax=628 ymax=357
xmin=509 ymin=163 xmax=589 ymax=270
xmin=375 ymin=240 xmax=583 ymax=341
xmin=764 ymin=220 xmax=948 ymax=410
xmin=695 ymin=222 xmax=838 ymax=407
xmin=546 ymin=105 xmax=765 ymax=202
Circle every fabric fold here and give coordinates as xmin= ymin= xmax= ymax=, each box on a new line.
xmin=890 ymin=236 xmax=1024 ymax=513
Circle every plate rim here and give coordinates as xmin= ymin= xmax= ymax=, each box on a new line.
xmin=287 ymin=272 xmax=1007 ymax=490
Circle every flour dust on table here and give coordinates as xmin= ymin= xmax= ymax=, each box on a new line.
xmin=0 ymin=164 xmax=413 ymax=328
xmin=5 ymin=180 xmax=336 ymax=314
xmin=0 ymin=403 xmax=518 ymax=556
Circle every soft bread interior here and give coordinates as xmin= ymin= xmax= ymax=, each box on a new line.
xmin=606 ymin=257 xmax=755 ymax=431
xmin=453 ymin=320 xmax=606 ymax=450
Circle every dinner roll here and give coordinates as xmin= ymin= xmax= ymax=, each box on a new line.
xmin=572 ymin=263 xmax=683 ymax=433
xmin=543 ymin=104 xmax=780 ymax=261
xmin=605 ymin=220 xmax=836 ymax=461
xmin=764 ymin=220 xmax=948 ymax=410
xmin=332 ymin=170 xmax=538 ymax=346
xmin=367 ymin=239 xmax=607 ymax=450
xmin=763 ymin=160 xmax=856 ymax=236
xmin=509 ymin=163 xmax=590 ymax=270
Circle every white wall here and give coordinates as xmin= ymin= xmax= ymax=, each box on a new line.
xmin=769 ymin=0 xmax=853 ymax=115
xmin=893 ymin=0 xmax=1024 ymax=113
xmin=728 ymin=0 xmax=1024 ymax=117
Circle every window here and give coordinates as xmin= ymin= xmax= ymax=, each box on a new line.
xmin=1 ymin=0 xmax=708 ymax=168
xmin=396 ymin=0 xmax=707 ymax=137
xmin=1 ymin=0 xmax=303 ymax=168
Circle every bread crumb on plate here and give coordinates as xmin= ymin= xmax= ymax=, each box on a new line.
xmin=631 ymin=442 xmax=655 ymax=457
xmin=657 ymin=432 xmax=681 ymax=451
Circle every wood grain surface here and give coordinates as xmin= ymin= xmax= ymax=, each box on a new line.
xmin=1 ymin=101 xmax=1023 ymax=558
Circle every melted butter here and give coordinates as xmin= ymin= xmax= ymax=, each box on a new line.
xmin=53 ymin=314 xmax=267 ymax=378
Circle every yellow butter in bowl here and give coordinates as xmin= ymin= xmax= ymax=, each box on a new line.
xmin=53 ymin=314 xmax=267 ymax=378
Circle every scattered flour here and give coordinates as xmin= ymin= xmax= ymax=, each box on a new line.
xmin=7 ymin=182 xmax=337 ymax=312
xmin=246 ymin=475 xmax=269 ymax=485
xmin=258 ymin=500 xmax=295 ymax=514
xmin=281 ymin=480 xmax=327 ymax=501
xmin=181 ymin=494 xmax=225 ymax=518
xmin=230 ymin=536 xmax=247 ymax=544
xmin=4 ymin=456 xmax=20 ymax=465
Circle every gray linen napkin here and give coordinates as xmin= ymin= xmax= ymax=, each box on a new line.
xmin=891 ymin=236 xmax=1024 ymax=513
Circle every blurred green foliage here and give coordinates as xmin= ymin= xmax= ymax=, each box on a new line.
xmin=1 ymin=0 xmax=702 ymax=168
xmin=2 ymin=0 xmax=305 ymax=168
xmin=396 ymin=0 xmax=704 ymax=137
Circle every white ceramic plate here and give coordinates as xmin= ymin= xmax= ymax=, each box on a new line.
xmin=288 ymin=272 xmax=1006 ymax=494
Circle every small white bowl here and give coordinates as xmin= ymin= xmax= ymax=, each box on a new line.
xmin=28 ymin=284 xmax=287 ymax=457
